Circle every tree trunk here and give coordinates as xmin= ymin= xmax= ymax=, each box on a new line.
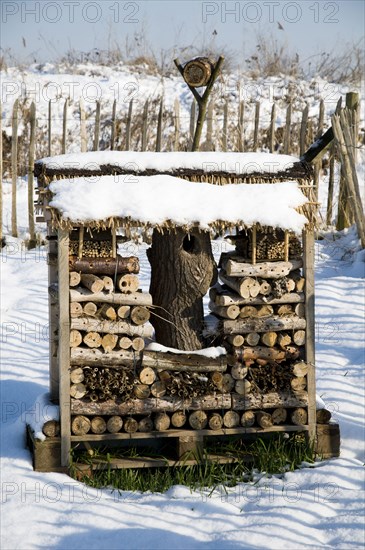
xmin=147 ymin=228 xmax=217 ymax=350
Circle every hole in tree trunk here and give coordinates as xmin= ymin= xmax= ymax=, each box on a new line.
xmin=182 ymin=234 xmax=196 ymax=253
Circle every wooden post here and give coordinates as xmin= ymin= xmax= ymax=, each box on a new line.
xmin=283 ymin=102 xmax=292 ymax=154
xmin=0 ymin=101 xmax=2 ymax=243
xmin=93 ymin=100 xmax=101 ymax=151
xmin=237 ymin=100 xmax=245 ymax=152
xmin=28 ymin=101 xmax=36 ymax=247
xmin=110 ymin=99 xmax=117 ymax=150
xmin=141 ymin=100 xmax=149 ymax=151
xmin=62 ymin=98 xmax=68 ymax=154
xmin=80 ymin=99 xmax=87 ymax=152
xmin=300 ymin=104 xmax=309 ymax=157
xmin=251 ymin=225 xmax=257 ymax=265
xmin=326 ymin=145 xmax=335 ymax=226
xmin=174 ymin=98 xmax=180 ymax=151
xmin=48 ymin=100 xmax=52 ymax=156
xmin=269 ymin=103 xmax=276 ymax=153
xmin=303 ymin=229 xmax=316 ymax=443
xmin=222 ymin=99 xmax=228 ymax=151
xmin=316 ymin=99 xmax=324 ymax=139
xmin=156 ymin=97 xmax=163 ymax=152
xmin=11 ymin=98 xmax=18 ymax=238
xmin=125 ymin=99 xmax=133 ymax=151
xmin=58 ymin=229 xmax=71 ymax=467
xmin=284 ymin=230 xmax=289 ymax=262
xmin=253 ymin=101 xmax=260 ymax=151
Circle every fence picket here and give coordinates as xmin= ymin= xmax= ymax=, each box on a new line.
xmin=141 ymin=100 xmax=149 ymax=151
xmin=62 ymin=98 xmax=68 ymax=154
xmin=28 ymin=101 xmax=36 ymax=246
xmin=93 ymin=100 xmax=101 ymax=151
xmin=269 ymin=103 xmax=276 ymax=153
xmin=253 ymin=101 xmax=260 ymax=151
xmin=156 ymin=97 xmax=163 ymax=152
xmin=300 ymin=103 xmax=309 ymax=157
xmin=48 ymin=100 xmax=52 ymax=157
xmin=110 ymin=99 xmax=117 ymax=150
xmin=80 ymin=99 xmax=87 ymax=152
xmin=11 ymin=99 xmax=19 ymax=238
xmin=125 ymin=99 xmax=133 ymax=151
xmin=237 ymin=100 xmax=245 ymax=152
xmin=283 ymin=102 xmax=292 ymax=154
xmin=174 ymin=98 xmax=180 ymax=151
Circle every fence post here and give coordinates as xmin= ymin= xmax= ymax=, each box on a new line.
xmin=62 ymin=98 xmax=68 ymax=154
xmin=125 ymin=99 xmax=133 ymax=151
xmin=269 ymin=103 xmax=276 ymax=153
xmin=316 ymin=99 xmax=324 ymax=139
xmin=237 ymin=100 xmax=245 ymax=152
xmin=205 ymin=100 xmax=214 ymax=151
xmin=156 ymin=97 xmax=163 ymax=152
xmin=283 ymin=102 xmax=292 ymax=154
xmin=28 ymin=101 xmax=36 ymax=247
xmin=93 ymin=100 xmax=101 ymax=151
xmin=48 ymin=100 xmax=52 ymax=157
xmin=253 ymin=101 xmax=260 ymax=151
xmin=326 ymin=145 xmax=335 ymax=226
xmin=300 ymin=103 xmax=309 ymax=157
xmin=141 ymin=100 xmax=149 ymax=151
xmin=110 ymin=99 xmax=116 ymax=150
xmin=11 ymin=98 xmax=19 ymax=238
xmin=0 ymin=101 xmax=2 ymax=244
xmin=222 ymin=99 xmax=228 ymax=152
xmin=80 ymin=99 xmax=87 ymax=152
xmin=174 ymin=98 xmax=180 ymax=151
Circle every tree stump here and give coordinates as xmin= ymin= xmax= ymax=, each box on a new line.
xmin=147 ymin=228 xmax=217 ymax=350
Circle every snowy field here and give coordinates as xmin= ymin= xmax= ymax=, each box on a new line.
xmin=1 ymin=177 xmax=364 ymax=549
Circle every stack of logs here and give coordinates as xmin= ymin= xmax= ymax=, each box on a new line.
xmin=69 ymin=254 xmax=153 ymax=356
xmin=206 ymin=228 xmax=319 ymax=429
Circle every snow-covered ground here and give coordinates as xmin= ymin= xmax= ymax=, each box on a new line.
xmin=1 ymin=179 xmax=364 ymax=549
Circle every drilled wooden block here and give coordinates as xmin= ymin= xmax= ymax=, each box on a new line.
xmin=315 ymin=423 xmax=340 ymax=459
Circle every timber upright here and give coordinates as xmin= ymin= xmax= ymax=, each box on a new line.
xmin=28 ymin=56 xmax=340 ymax=475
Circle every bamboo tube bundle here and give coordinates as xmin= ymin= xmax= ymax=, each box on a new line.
xmin=73 ymin=366 xmax=135 ymax=402
xmin=69 ymin=239 xmax=114 ymax=258
xmin=231 ymin=228 xmax=302 ymax=261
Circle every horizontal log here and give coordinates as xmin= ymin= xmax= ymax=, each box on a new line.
xmin=71 ymin=394 xmax=232 ymax=415
xmin=209 ymin=301 xmax=240 ymax=319
xmin=71 ymin=317 xmax=154 ymax=337
xmin=210 ymin=284 xmax=304 ymax=306
xmin=69 ymin=255 xmax=139 ymax=275
xmin=228 ymin=345 xmax=301 ymax=364
xmin=220 ymin=254 xmax=302 ymax=278
xmin=232 ymin=391 xmax=308 ymax=410
xmin=70 ymin=390 xmax=308 ymax=415
xmin=70 ymin=348 xmax=227 ymax=371
xmin=220 ymin=315 xmax=306 ymax=334
xmin=70 ymin=287 xmax=153 ymax=306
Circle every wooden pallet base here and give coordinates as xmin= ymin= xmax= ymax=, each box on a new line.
xmin=27 ymin=423 xmax=340 ymax=474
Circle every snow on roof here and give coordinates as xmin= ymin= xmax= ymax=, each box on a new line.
xmin=36 ymin=151 xmax=300 ymax=175
xmin=49 ymin=174 xmax=309 ymax=232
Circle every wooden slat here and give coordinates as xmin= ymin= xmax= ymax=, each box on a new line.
xmin=110 ymin=99 xmax=117 ymax=150
xmin=93 ymin=100 xmax=101 ymax=151
xmin=58 ymin=229 xmax=71 ymax=466
xmin=62 ymin=98 xmax=68 ymax=154
xmin=28 ymin=101 xmax=36 ymax=244
xmin=80 ymin=99 xmax=87 ymax=152
xmin=11 ymin=98 xmax=19 ymax=238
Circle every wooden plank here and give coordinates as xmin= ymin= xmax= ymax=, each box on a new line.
xmin=71 ymin=316 xmax=154 ymax=337
xmin=189 ymin=100 xmax=196 ymax=151
xmin=70 ymin=424 xmax=308 ymax=443
xmin=300 ymin=103 xmax=309 ymax=157
xmin=238 ymin=100 xmax=245 ymax=152
xmin=58 ymin=229 xmax=71 ymax=467
xmin=303 ymin=229 xmax=316 ymax=443
xmin=11 ymin=98 xmax=19 ymax=238
xmin=206 ymin=100 xmax=214 ymax=150
xmin=48 ymin=237 xmax=59 ymax=402
xmin=28 ymin=101 xmax=36 ymax=245
xmin=222 ymin=100 xmax=228 ymax=151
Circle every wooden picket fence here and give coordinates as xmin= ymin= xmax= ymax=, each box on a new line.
xmin=0 ymin=92 xmax=363 ymax=245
